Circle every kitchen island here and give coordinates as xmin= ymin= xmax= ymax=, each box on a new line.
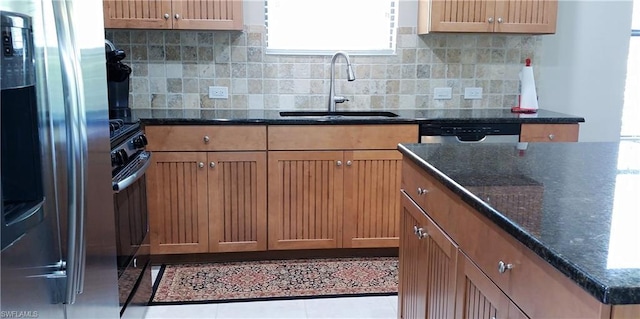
xmin=397 ymin=141 xmax=640 ymax=318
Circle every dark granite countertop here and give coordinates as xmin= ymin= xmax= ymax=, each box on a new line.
xmin=398 ymin=141 xmax=640 ymax=305
xmin=130 ymin=108 xmax=584 ymax=125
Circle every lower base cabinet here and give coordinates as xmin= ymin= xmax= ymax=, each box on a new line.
xmin=400 ymin=190 xmax=531 ymax=319
xmin=456 ymin=251 xmax=529 ymax=319
xmin=147 ymin=151 xmax=267 ymax=254
xmin=267 ymin=150 xmax=406 ymax=250
xmin=399 ymin=193 xmax=457 ymax=319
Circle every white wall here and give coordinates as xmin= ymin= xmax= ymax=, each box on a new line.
xmin=538 ymin=0 xmax=633 ymax=142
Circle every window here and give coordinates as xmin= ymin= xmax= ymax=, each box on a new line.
xmin=265 ymin=0 xmax=397 ymax=55
xmin=622 ymin=0 xmax=640 ymax=138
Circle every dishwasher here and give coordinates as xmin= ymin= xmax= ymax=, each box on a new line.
xmin=419 ymin=122 xmax=521 ymax=144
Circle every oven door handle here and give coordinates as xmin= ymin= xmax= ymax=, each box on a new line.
xmin=113 ymin=151 xmax=152 ymax=193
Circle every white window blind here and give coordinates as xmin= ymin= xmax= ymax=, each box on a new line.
xmin=265 ymin=0 xmax=397 ymax=55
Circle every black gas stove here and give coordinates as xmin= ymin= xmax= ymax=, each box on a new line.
xmin=108 ymin=119 xmax=149 ymax=189
xmin=109 ymin=119 xmax=140 ymax=147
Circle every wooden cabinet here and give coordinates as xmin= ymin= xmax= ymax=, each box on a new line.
xmin=103 ymin=0 xmax=243 ymax=30
xmin=267 ymin=149 xmax=404 ymax=250
xmin=145 ymin=125 xmax=267 ymax=254
xmin=418 ymin=0 xmax=557 ymax=34
xmin=146 ymin=152 xmax=209 ymax=254
xmin=343 ymin=150 xmax=403 ymax=248
xmin=267 ymin=125 xmax=418 ymax=250
xmin=208 ymin=152 xmax=267 ymax=252
xmin=456 ymin=251 xmax=528 ymax=319
xmin=519 ymin=123 xmax=579 ymax=142
xmin=267 ymin=151 xmax=344 ymax=250
xmin=398 ymin=193 xmax=457 ymax=319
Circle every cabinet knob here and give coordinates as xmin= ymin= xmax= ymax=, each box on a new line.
xmin=210 ymin=161 xmax=216 ymax=168
xmin=174 ymin=13 xmax=180 ymax=19
xmin=417 ymin=187 xmax=428 ymax=196
xmin=548 ymin=134 xmax=555 ymax=140
xmin=203 ymin=136 xmax=210 ymax=143
xmin=164 ymin=13 xmax=170 ymax=19
xmin=497 ymin=17 xmax=503 ymax=23
xmin=488 ymin=17 xmax=494 ymax=23
xmin=498 ymin=260 xmax=514 ymax=273
xmin=414 ymin=226 xmax=427 ymax=239
xmin=346 ymin=160 xmax=352 ymax=166
xmin=336 ymin=160 xmax=342 ymax=166
xmin=198 ymin=162 xmax=205 ymax=168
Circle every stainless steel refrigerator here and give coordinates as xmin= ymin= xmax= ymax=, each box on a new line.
xmin=1 ymin=0 xmax=119 ymax=318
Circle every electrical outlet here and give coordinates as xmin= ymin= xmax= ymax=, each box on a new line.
xmin=208 ymin=86 xmax=228 ymax=99
xmin=434 ymin=87 xmax=452 ymax=100
xmin=464 ymin=87 xmax=483 ymax=100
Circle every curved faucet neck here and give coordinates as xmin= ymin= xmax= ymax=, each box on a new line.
xmin=328 ymin=51 xmax=353 ymax=112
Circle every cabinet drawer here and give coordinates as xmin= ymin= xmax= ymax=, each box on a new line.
xmin=457 ymin=202 xmax=606 ymax=318
xmin=401 ymin=159 xmax=455 ymax=234
xmin=457 ymin=205 xmax=522 ymax=295
xmin=519 ymin=124 xmax=579 ymax=142
xmin=145 ymin=125 xmax=267 ymax=151
xmin=268 ymin=125 xmax=418 ymax=150
xmin=509 ymin=241 xmax=607 ymax=318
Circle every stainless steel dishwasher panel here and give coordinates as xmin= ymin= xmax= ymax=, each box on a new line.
xmin=419 ymin=123 xmax=521 ymax=144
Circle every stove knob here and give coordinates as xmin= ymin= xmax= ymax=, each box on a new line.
xmin=132 ymin=135 xmax=148 ymax=148
xmin=112 ymin=149 xmax=129 ymax=166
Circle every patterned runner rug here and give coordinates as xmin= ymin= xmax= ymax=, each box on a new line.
xmin=150 ymin=257 xmax=398 ymax=305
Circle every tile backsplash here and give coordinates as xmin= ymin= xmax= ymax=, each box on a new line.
xmin=105 ymin=26 xmax=542 ymax=110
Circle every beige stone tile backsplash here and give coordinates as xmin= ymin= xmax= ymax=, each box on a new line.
xmin=105 ymin=26 xmax=542 ymax=110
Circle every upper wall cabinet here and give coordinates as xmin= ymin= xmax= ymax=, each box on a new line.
xmin=103 ymin=0 xmax=243 ymax=30
xmin=418 ymin=0 xmax=557 ymax=34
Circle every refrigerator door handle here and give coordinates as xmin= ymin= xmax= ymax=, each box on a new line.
xmin=51 ymin=0 xmax=88 ymax=305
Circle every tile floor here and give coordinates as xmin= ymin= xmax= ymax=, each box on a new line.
xmin=145 ymin=266 xmax=398 ymax=319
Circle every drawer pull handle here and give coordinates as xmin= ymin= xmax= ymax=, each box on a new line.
xmin=210 ymin=162 xmax=216 ymax=168
xmin=203 ymin=136 xmax=210 ymax=143
xmin=346 ymin=160 xmax=352 ymax=166
xmin=548 ymin=134 xmax=555 ymax=140
xmin=417 ymin=187 xmax=428 ymax=196
xmin=198 ymin=162 xmax=205 ymax=168
xmin=336 ymin=161 xmax=342 ymax=166
xmin=413 ymin=225 xmax=427 ymax=239
xmin=498 ymin=260 xmax=514 ymax=273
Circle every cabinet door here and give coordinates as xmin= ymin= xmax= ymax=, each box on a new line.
xmin=267 ymin=151 xmax=343 ymax=250
xmin=519 ymin=123 xmax=579 ymax=142
xmin=456 ymin=252 xmax=511 ymax=319
xmin=172 ymin=0 xmax=243 ymax=30
xmin=425 ymin=0 xmax=495 ymax=33
xmin=343 ymin=150 xmax=402 ymax=248
xmin=399 ymin=193 xmax=458 ymax=319
xmin=147 ymin=152 xmax=209 ymax=254
xmin=494 ymin=0 xmax=557 ymax=34
xmin=103 ymin=0 xmax=172 ymax=29
xmin=208 ymin=152 xmax=267 ymax=252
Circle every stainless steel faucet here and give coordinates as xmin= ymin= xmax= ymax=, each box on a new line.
xmin=327 ymin=51 xmax=356 ymax=112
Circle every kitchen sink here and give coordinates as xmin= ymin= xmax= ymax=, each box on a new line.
xmin=279 ymin=111 xmax=399 ymax=117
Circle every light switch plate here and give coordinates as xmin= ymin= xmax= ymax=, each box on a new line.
xmin=434 ymin=87 xmax=452 ymax=100
xmin=208 ymin=86 xmax=228 ymax=99
xmin=464 ymin=87 xmax=483 ymax=100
